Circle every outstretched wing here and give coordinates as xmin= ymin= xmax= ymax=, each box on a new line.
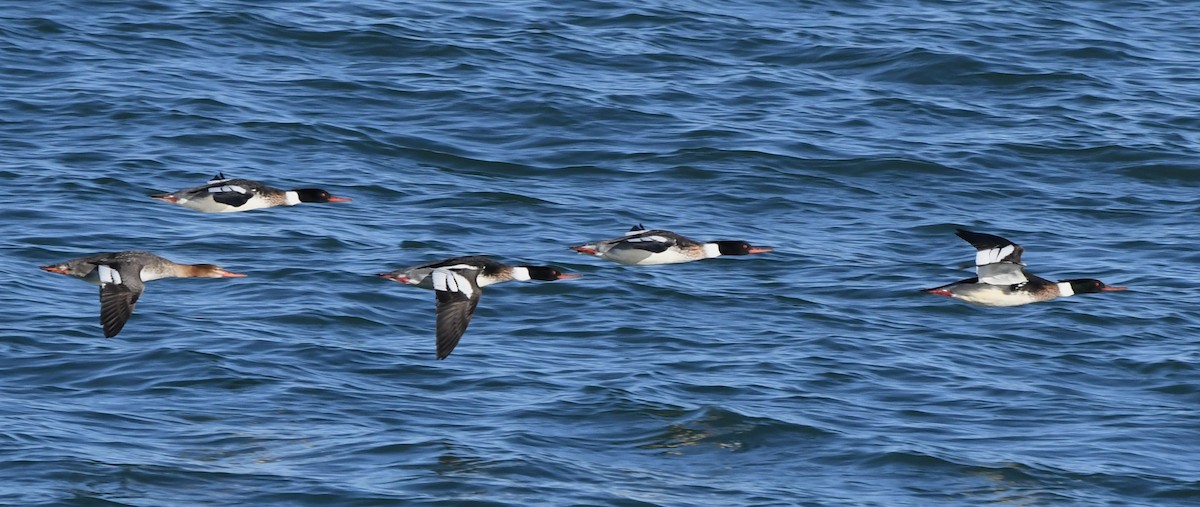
xmin=955 ymin=229 xmax=1028 ymax=286
xmin=206 ymin=180 xmax=255 ymax=207
xmin=614 ymin=229 xmax=677 ymax=254
xmin=431 ymin=266 xmax=482 ymax=360
xmin=94 ymin=263 xmax=144 ymax=338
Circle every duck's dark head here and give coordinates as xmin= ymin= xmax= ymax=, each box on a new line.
xmin=523 ymin=266 xmax=583 ymax=282
xmin=1064 ymin=278 xmax=1127 ymax=294
xmin=714 ymin=241 xmax=774 ymax=256
xmin=294 ymin=188 xmax=353 ymax=203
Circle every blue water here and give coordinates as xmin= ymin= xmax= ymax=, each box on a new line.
xmin=3 ymin=1 xmax=1200 ymax=505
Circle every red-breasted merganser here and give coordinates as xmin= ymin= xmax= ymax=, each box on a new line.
xmin=923 ymin=229 xmax=1126 ymax=306
xmin=377 ymin=256 xmax=581 ymax=359
xmin=569 ymin=224 xmax=773 ymax=265
xmin=150 ymin=173 xmax=351 ymax=213
xmin=40 ymin=251 xmax=246 ymax=337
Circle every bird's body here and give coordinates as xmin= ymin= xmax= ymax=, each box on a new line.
xmin=923 ymin=229 xmax=1125 ymax=306
xmin=150 ymin=173 xmax=350 ymax=213
xmin=570 ymin=225 xmax=773 ymax=265
xmin=377 ymin=256 xmax=581 ymax=359
xmin=40 ymin=251 xmax=246 ymax=337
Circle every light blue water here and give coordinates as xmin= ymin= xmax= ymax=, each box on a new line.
xmin=2 ymin=1 xmax=1199 ymax=505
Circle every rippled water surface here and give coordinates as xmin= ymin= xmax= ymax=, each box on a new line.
xmin=3 ymin=1 xmax=1200 ymax=505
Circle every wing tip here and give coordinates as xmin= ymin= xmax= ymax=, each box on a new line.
xmin=435 ymin=332 xmax=464 ymax=360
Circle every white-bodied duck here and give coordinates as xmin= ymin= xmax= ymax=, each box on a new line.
xmin=377 ymin=256 xmax=581 ymax=360
xmin=923 ymin=229 xmax=1126 ymax=306
xmin=150 ymin=173 xmax=351 ymax=213
xmin=570 ymin=224 xmax=773 ymax=265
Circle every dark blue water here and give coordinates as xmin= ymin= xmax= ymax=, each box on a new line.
xmin=3 ymin=1 xmax=1199 ymax=505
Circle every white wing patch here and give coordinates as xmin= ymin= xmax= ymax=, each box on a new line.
xmin=975 ymin=245 xmax=1015 ymax=266
xmin=976 ymin=263 xmax=1028 ymax=286
xmin=208 ymin=184 xmax=248 ymax=194
xmin=97 ymin=264 xmax=122 ymax=285
xmin=626 ymin=235 xmax=669 ymax=244
xmin=432 ymin=266 xmax=475 ymax=299
xmin=979 ymin=270 xmax=1028 ymax=286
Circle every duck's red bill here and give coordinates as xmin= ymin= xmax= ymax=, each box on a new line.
xmin=748 ymin=246 xmax=774 ymax=254
xmin=377 ymin=273 xmax=409 ymax=283
xmin=329 ymin=196 xmax=353 ymax=203
xmin=1101 ymin=286 xmax=1127 ymax=291
xmin=557 ymin=273 xmax=583 ymax=280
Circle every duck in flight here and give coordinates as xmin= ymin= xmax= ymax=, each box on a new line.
xmin=569 ymin=225 xmax=773 ymax=265
xmin=40 ymin=251 xmax=246 ymax=337
xmin=922 ymin=229 xmax=1126 ymax=306
xmin=150 ymin=173 xmax=351 ymax=213
xmin=377 ymin=256 xmax=581 ymax=359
